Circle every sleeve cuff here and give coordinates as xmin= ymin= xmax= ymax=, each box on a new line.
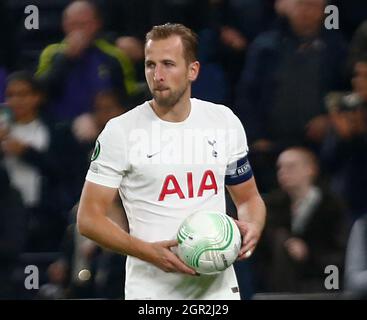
xmin=86 ymin=170 xmax=121 ymax=188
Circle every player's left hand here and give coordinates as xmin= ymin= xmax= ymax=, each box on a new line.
xmin=234 ymin=219 xmax=262 ymax=260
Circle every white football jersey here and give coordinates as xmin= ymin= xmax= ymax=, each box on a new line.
xmin=86 ymin=98 xmax=249 ymax=300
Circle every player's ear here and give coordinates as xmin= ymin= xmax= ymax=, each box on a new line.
xmin=188 ymin=61 xmax=200 ymax=82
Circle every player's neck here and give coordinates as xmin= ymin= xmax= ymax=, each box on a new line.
xmin=150 ymin=93 xmax=191 ymax=123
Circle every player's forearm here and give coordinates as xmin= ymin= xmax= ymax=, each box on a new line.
xmin=77 ymin=207 xmax=150 ymax=260
xmin=236 ymin=194 xmax=266 ymax=232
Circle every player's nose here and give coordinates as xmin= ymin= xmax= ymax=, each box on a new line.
xmin=153 ymin=65 xmax=164 ymax=82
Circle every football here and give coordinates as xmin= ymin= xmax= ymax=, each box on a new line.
xmin=177 ymin=211 xmax=242 ymax=275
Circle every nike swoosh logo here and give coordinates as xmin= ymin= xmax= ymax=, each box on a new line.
xmin=207 ymin=139 xmax=216 ymax=146
xmin=147 ymin=151 xmax=160 ymax=158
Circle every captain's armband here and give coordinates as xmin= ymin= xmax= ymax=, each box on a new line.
xmin=225 ymin=155 xmax=253 ymax=185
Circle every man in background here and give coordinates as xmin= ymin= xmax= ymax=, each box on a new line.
xmin=36 ymin=0 xmax=138 ymax=122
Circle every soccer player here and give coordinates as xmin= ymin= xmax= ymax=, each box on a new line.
xmin=77 ymin=23 xmax=266 ymax=299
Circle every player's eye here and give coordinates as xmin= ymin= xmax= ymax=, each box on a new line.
xmin=145 ymin=62 xmax=155 ymax=69
xmin=163 ymin=61 xmax=175 ymax=67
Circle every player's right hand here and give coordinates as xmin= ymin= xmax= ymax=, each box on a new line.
xmin=148 ymin=240 xmax=197 ymax=276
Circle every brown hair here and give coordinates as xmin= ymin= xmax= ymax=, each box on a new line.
xmin=145 ymin=23 xmax=198 ymax=64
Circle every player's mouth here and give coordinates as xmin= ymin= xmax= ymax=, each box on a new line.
xmin=154 ymin=87 xmax=169 ymax=92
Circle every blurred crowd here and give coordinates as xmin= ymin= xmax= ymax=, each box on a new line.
xmin=0 ymin=0 xmax=367 ymax=299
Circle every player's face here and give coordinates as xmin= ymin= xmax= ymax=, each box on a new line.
xmin=145 ymin=36 xmax=199 ymax=108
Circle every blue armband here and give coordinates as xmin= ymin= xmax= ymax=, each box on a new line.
xmin=225 ymin=155 xmax=253 ymax=185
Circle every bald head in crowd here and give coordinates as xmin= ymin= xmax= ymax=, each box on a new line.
xmin=285 ymin=0 xmax=327 ymax=37
xmin=62 ymin=1 xmax=102 ymax=42
xmin=61 ymin=1 xmax=103 ymax=58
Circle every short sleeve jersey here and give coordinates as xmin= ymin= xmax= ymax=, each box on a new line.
xmin=86 ymin=98 xmax=249 ymax=299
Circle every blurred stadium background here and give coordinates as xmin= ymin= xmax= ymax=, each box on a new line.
xmin=0 ymin=0 xmax=367 ymax=300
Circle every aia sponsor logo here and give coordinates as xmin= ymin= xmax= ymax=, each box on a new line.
xmin=158 ymin=170 xmax=218 ymax=201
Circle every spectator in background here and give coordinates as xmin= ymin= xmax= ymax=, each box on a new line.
xmin=348 ymin=21 xmax=367 ymax=71
xmin=40 ymin=89 xmax=128 ymax=296
xmin=30 ymin=89 xmax=127 ymax=251
xmin=68 ymin=89 xmax=127 ymax=209
xmin=198 ymin=0 xmax=272 ymax=103
xmin=0 ymin=71 xmax=60 ymax=251
xmin=348 ymin=19 xmax=367 ymax=76
xmin=0 ymin=1 xmax=17 ymax=102
xmin=344 ymin=213 xmax=367 ymax=299
xmin=0 ymin=72 xmax=49 ymax=244
xmin=0 ymin=164 xmax=27 ymax=299
xmin=115 ymin=36 xmax=150 ymax=97
xmin=36 ymin=0 xmax=138 ymax=122
xmin=40 ymin=192 xmax=128 ymax=299
xmin=256 ymin=147 xmax=348 ymax=293
xmin=71 ymin=89 xmax=128 ymax=154
xmin=2 ymin=72 xmax=127 ymax=253
xmin=235 ymin=0 xmax=347 ymax=192
xmin=321 ymin=58 xmax=367 ymax=221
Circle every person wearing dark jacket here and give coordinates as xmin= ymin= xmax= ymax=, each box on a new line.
xmin=36 ymin=0 xmax=138 ymax=122
xmin=235 ymin=0 xmax=347 ymax=147
xmin=321 ymin=58 xmax=367 ymax=220
xmin=0 ymin=165 xmax=27 ymax=299
xmin=23 ymin=89 xmax=127 ymax=251
xmin=234 ymin=0 xmax=347 ymax=193
xmin=256 ymin=147 xmax=349 ymax=293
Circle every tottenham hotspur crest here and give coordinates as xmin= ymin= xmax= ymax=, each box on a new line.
xmin=91 ymin=140 xmax=101 ymax=161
